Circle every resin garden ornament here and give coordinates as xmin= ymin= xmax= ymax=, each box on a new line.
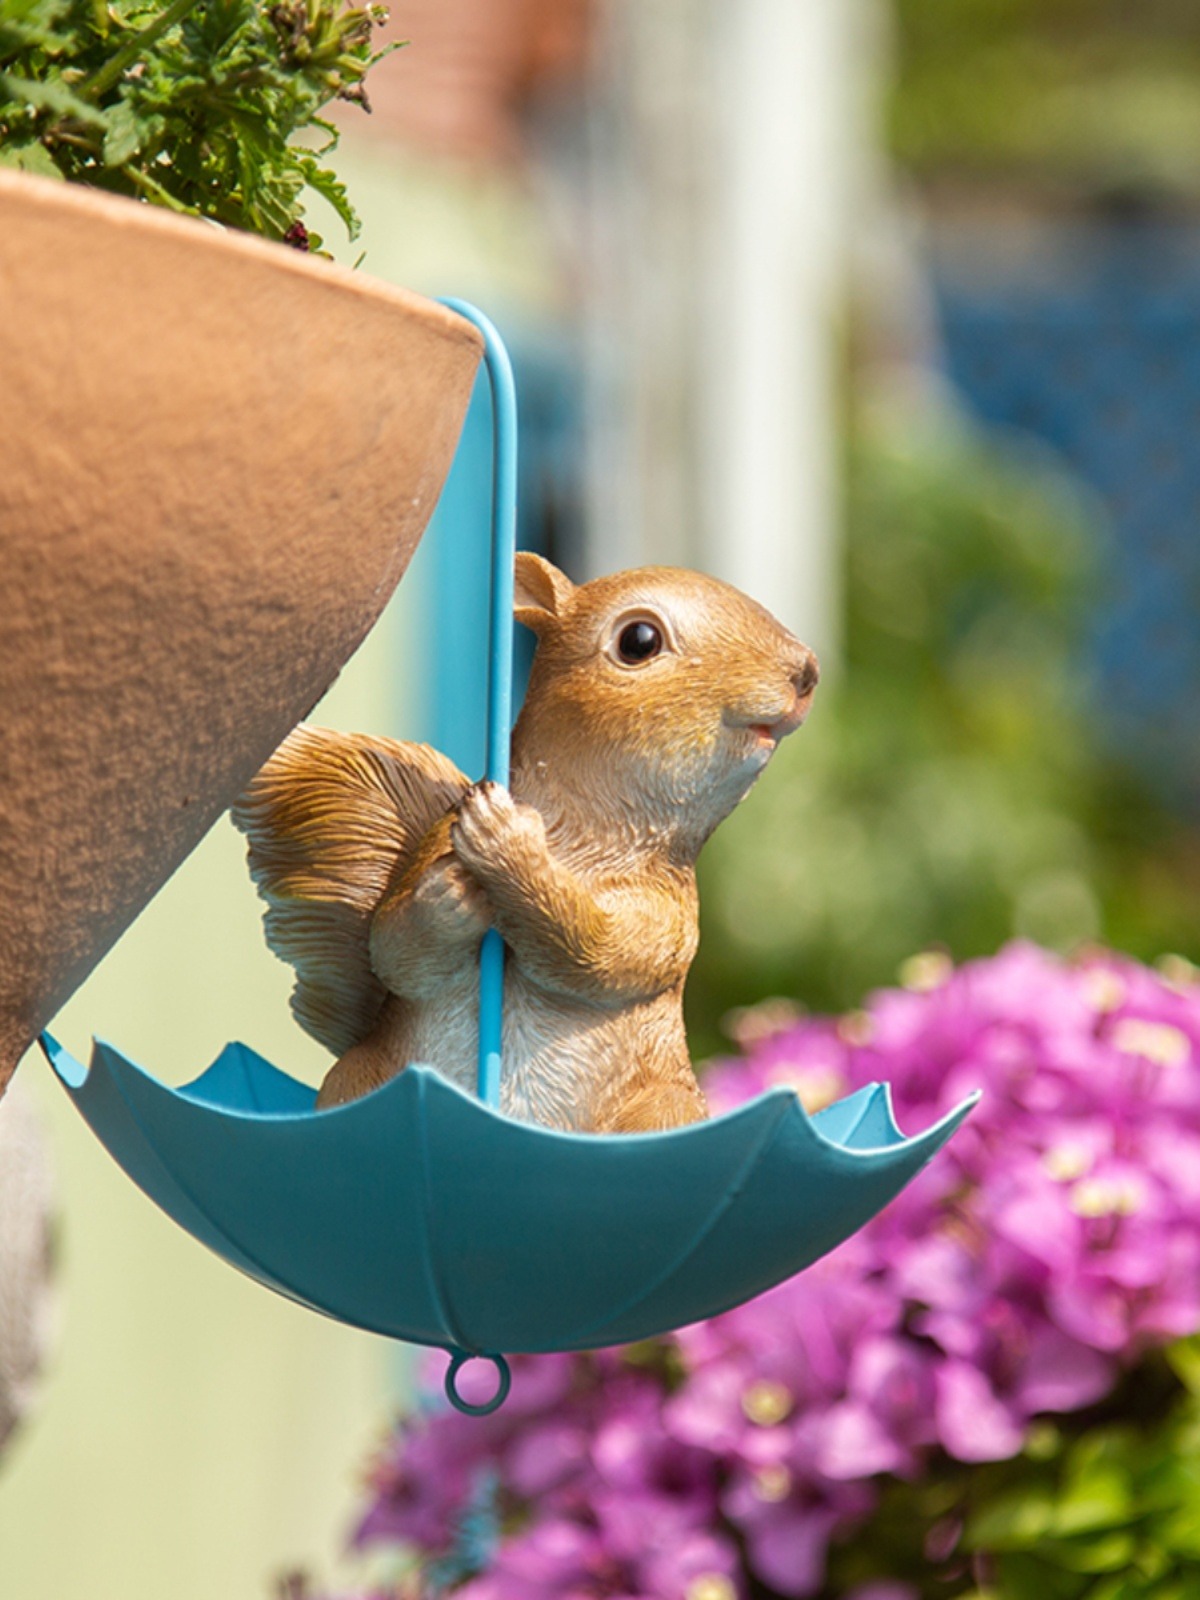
xmin=233 ymin=550 xmax=821 ymax=1132
xmin=43 ymin=308 xmax=977 ymax=1414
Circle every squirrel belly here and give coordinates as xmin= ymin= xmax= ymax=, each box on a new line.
xmin=489 ymin=980 xmax=708 ymax=1133
xmin=234 ymin=552 xmax=818 ymax=1135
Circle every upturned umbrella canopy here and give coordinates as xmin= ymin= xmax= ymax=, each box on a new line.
xmin=42 ymin=1033 xmax=977 ymax=1358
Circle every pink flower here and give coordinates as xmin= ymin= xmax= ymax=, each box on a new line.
xmin=456 ymin=1516 xmax=605 ymax=1599
xmin=933 ymin=1359 xmax=1025 ymax=1461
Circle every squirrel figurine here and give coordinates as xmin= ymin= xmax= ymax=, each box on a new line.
xmin=232 ymin=554 xmax=818 ymax=1133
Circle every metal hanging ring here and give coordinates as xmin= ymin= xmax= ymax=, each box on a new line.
xmin=443 ymin=1349 xmax=512 ymax=1416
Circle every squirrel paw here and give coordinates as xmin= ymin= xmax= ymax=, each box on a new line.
xmin=370 ymin=856 xmax=489 ymax=997
xmin=452 ymin=781 xmax=549 ymax=883
xmin=410 ymin=855 xmax=491 ymax=934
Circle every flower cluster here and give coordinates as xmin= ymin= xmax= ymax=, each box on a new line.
xmin=345 ymin=944 xmax=1200 ymax=1599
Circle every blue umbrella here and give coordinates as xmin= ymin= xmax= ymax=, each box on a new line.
xmin=42 ymin=303 xmax=977 ymax=1413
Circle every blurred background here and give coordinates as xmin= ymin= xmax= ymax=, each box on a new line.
xmin=2 ymin=0 xmax=1199 ymax=1595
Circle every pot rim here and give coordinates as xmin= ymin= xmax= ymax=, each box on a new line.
xmin=0 ymin=166 xmax=484 ymax=354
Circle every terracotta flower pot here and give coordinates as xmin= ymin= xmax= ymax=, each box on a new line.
xmin=0 ymin=171 xmax=483 ymax=1094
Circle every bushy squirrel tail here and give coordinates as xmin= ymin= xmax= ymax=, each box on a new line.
xmin=231 ymin=725 xmax=470 ymax=1057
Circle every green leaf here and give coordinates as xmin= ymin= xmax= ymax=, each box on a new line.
xmin=1166 ymin=1338 xmax=1200 ymax=1396
xmin=1051 ymin=1467 xmax=1133 ymax=1536
xmin=1086 ymin=1578 xmax=1139 ymax=1600
xmin=992 ymin=1550 xmax=1091 ymax=1599
xmin=0 ymin=137 xmax=59 ymax=176
xmin=1146 ymin=1582 xmax=1200 ymax=1600
xmin=970 ymin=1486 xmax=1056 ymax=1549
xmin=0 ymin=70 xmax=105 ymax=126
xmin=294 ymin=148 xmax=358 ymax=239
xmin=101 ymin=99 xmax=145 ymax=165
xmin=0 ymin=0 xmax=74 ymax=60
xmin=1154 ymin=1504 xmax=1200 ymax=1561
xmin=1044 ymin=1529 xmax=1139 ymax=1574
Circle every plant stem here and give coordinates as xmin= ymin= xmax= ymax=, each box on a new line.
xmin=80 ymin=0 xmax=205 ymax=100
xmin=124 ymin=163 xmax=198 ymax=212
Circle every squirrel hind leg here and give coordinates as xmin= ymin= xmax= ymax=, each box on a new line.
xmin=314 ymin=998 xmax=410 ymax=1109
xmin=595 ymin=1079 xmax=708 ymax=1135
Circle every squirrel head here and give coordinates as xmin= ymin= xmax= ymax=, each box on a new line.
xmin=511 ymin=553 xmax=818 ymax=853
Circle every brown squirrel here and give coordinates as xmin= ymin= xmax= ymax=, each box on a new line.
xmin=232 ymin=554 xmax=817 ymax=1133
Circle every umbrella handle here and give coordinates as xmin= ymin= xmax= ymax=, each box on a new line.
xmin=444 ymin=1348 xmax=513 ymax=1417
xmin=436 ymin=300 xmax=518 ymax=1110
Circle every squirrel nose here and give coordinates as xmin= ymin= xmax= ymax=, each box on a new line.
xmin=793 ymin=650 xmax=819 ymax=701
xmin=754 ymin=649 xmax=819 ymax=741
xmin=776 ymin=649 xmax=819 ymax=734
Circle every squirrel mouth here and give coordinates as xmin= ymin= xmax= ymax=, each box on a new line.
xmin=748 ymin=698 xmax=813 ymax=745
xmin=733 ymin=684 xmax=816 ymax=748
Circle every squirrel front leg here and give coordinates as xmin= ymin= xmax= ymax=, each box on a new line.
xmin=369 ymin=814 xmax=491 ymax=1001
xmin=451 ymin=782 xmax=697 ymax=1004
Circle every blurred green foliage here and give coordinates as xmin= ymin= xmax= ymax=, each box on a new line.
xmin=820 ymin=1341 xmax=1200 ymax=1598
xmin=0 ymin=0 xmax=393 ymax=245
xmin=890 ymin=0 xmax=1200 ymax=198
xmin=688 ymin=395 xmax=1200 ymax=1053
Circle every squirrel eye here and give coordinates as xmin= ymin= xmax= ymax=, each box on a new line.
xmin=616 ymin=619 xmax=664 ymax=664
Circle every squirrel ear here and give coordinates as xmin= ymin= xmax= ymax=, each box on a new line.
xmin=514 ymin=552 xmax=575 ymax=634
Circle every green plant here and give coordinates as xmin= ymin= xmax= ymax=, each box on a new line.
xmin=0 ymin=0 xmax=394 ymax=247
xmin=956 ymin=1346 xmax=1200 ymax=1599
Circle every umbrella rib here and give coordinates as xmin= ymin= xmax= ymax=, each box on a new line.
xmin=95 ymin=1046 xmax=405 ymax=1335
xmin=102 ymin=1059 xmax=338 ymax=1307
xmin=235 ymin=1045 xmax=267 ymax=1113
xmin=412 ymin=1070 xmax=478 ymax=1354
xmin=559 ymin=1096 xmax=794 ymax=1349
xmin=834 ymin=1084 xmax=879 ymax=1147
